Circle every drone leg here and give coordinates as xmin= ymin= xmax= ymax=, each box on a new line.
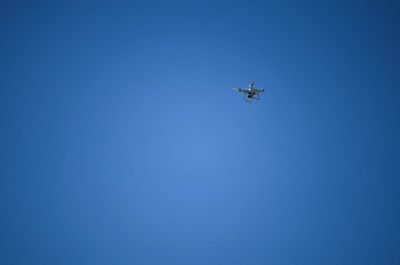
xmin=243 ymin=94 xmax=253 ymax=103
xmin=256 ymin=93 xmax=260 ymax=100
xmin=243 ymin=93 xmax=252 ymax=103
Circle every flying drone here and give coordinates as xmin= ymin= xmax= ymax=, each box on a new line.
xmin=233 ymin=81 xmax=265 ymax=103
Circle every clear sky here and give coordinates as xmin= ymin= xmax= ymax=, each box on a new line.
xmin=1 ymin=1 xmax=400 ymax=264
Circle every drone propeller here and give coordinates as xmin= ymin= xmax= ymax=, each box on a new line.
xmin=249 ymin=81 xmax=255 ymax=88
xmin=232 ymin=87 xmax=242 ymax=92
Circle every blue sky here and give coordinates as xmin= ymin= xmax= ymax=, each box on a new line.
xmin=1 ymin=1 xmax=400 ymax=264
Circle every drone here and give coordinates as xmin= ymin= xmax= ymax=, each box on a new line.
xmin=233 ymin=81 xmax=265 ymax=103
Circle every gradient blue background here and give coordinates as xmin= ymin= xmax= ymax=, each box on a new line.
xmin=1 ymin=0 xmax=400 ymax=264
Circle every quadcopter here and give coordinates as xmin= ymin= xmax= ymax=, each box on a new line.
xmin=233 ymin=81 xmax=265 ymax=103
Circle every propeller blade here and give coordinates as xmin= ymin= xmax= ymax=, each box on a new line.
xmin=249 ymin=81 xmax=255 ymax=88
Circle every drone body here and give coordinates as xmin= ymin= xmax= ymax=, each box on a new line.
xmin=233 ymin=81 xmax=265 ymax=103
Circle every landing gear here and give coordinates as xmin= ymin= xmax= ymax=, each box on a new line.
xmin=243 ymin=93 xmax=260 ymax=103
xmin=244 ymin=93 xmax=252 ymax=103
